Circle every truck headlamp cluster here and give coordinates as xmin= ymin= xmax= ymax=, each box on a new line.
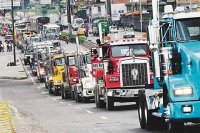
xmin=56 ymin=80 xmax=61 ymax=83
xmin=173 ymin=87 xmax=193 ymax=96
xmin=182 ymin=105 xmax=192 ymax=113
xmin=73 ymin=78 xmax=77 ymax=82
xmin=109 ymin=77 xmax=119 ymax=82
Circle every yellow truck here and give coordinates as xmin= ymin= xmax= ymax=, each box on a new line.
xmin=49 ymin=54 xmax=65 ymax=96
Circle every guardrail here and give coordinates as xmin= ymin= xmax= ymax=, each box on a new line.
xmin=0 ymin=100 xmax=15 ymax=133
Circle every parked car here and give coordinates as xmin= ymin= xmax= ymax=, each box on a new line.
xmin=123 ymin=28 xmax=135 ymax=38
xmin=109 ymin=26 xmax=118 ymax=33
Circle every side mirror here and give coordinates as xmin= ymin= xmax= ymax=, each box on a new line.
xmin=99 ymin=47 xmax=103 ymax=59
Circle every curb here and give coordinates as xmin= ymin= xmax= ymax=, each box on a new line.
xmin=19 ymin=56 xmax=29 ymax=79
xmin=0 ymin=57 xmax=28 ymax=80
xmin=0 ymin=99 xmax=15 ymax=133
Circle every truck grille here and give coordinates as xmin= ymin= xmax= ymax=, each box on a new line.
xmin=122 ymin=63 xmax=148 ymax=87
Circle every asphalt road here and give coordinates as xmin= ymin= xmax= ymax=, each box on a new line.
xmin=0 ymin=34 xmax=200 ymax=133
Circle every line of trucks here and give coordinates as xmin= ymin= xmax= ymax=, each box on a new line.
xmin=20 ymin=2 xmax=200 ymax=133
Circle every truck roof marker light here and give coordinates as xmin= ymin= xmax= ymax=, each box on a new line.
xmin=168 ymin=69 xmax=173 ymax=75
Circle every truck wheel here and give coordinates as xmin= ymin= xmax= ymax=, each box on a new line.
xmin=48 ymin=85 xmax=53 ymax=94
xmin=106 ymin=96 xmax=114 ymax=111
xmin=140 ymin=90 xmax=165 ymax=130
xmin=71 ymin=91 xmax=75 ymax=100
xmin=168 ymin=121 xmax=184 ymax=133
xmin=83 ymin=97 xmax=89 ymax=103
xmin=138 ymin=90 xmax=146 ymax=129
xmin=40 ymin=77 xmax=44 ymax=82
xmin=95 ymin=85 xmax=105 ymax=108
xmin=54 ymin=88 xmax=59 ymax=96
xmin=65 ymin=90 xmax=70 ymax=99
xmin=45 ymin=81 xmax=48 ymax=89
xmin=61 ymin=86 xmax=65 ymax=99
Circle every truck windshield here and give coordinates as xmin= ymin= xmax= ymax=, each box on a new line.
xmin=176 ymin=17 xmax=200 ymax=41
xmin=68 ymin=56 xmax=75 ymax=66
xmin=55 ymin=58 xmax=65 ymax=66
xmin=111 ymin=44 xmax=147 ymax=57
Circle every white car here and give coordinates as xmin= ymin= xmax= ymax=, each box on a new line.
xmin=123 ymin=28 xmax=135 ymax=38
xmin=109 ymin=26 xmax=118 ymax=33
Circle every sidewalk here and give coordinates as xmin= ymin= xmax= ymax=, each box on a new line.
xmin=0 ymin=50 xmax=28 ymax=80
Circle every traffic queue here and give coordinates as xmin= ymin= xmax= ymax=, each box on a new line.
xmin=19 ymin=22 xmax=153 ymax=112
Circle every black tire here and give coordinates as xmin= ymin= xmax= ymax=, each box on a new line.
xmin=74 ymin=87 xmax=81 ymax=102
xmin=138 ymin=90 xmax=146 ymax=129
xmin=48 ymin=85 xmax=53 ymax=94
xmin=61 ymin=86 xmax=65 ymax=99
xmin=70 ymin=90 xmax=75 ymax=100
xmin=83 ymin=97 xmax=89 ymax=103
xmin=95 ymin=85 xmax=105 ymax=108
xmin=54 ymin=88 xmax=59 ymax=96
xmin=45 ymin=81 xmax=48 ymax=89
xmin=138 ymin=90 xmax=165 ymax=130
xmin=168 ymin=121 xmax=184 ymax=133
xmin=106 ymin=96 xmax=114 ymax=111
xmin=39 ymin=77 xmax=44 ymax=82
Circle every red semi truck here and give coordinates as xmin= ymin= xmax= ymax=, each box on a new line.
xmin=91 ymin=38 xmax=153 ymax=110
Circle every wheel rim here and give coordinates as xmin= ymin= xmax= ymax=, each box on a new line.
xmin=144 ymin=103 xmax=148 ymax=123
xmin=139 ymin=103 xmax=142 ymax=121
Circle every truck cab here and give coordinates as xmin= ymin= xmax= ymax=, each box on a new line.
xmin=91 ymin=38 xmax=152 ymax=110
xmin=49 ymin=54 xmax=65 ymax=96
xmin=74 ymin=50 xmax=96 ymax=102
xmin=61 ymin=53 xmax=78 ymax=99
xmin=138 ymin=6 xmax=200 ymax=133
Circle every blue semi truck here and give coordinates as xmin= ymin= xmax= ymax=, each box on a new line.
xmin=138 ymin=3 xmax=200 ymax=133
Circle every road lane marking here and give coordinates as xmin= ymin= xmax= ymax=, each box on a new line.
xmin=86 ymin=110 xmax=93 ymax=114
xmin=34 ymin=83 xmax=36 ymax=85
xmin=100 ymin=116 xmax=108 ymax=120
xmin=37 ymin=87 xmax=41 ymax=89
xmin=52 ymin=98 xmax=57 ymax=101
xmin=10 ymin=105 xmax=21 ymax=120
xmin=75 ymin=107 xmax=81 ymax=109
xmin=60 ymin=102 xmax=64 ymax=104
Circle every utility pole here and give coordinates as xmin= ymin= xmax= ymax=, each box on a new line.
xmin=22 ymin=0 xmax=25 ymax=17
xmin=139 ymin=0 xmax=142 ymax=35
xmin=11 ymin=0 xmax=16 ymax=65
xmin=67 ymin=0 xmax=72 ymax=35
xmin=59 ymin=0 xmax=61 ymax=23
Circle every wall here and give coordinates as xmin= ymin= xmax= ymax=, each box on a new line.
xmin=111 ymin=3 xmax=127 ymax=21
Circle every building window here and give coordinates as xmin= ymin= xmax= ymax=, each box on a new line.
xmin=98 ymin=6 xmax=101 ymax=13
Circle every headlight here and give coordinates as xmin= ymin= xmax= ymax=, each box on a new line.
xmin=49 ymin=76 xmax=53 ymax=80
xmin=73 ymin=78 xmax=77 ymax=82
xmin=109 ymin=77 xmax=119 ymax=82
xmin=173 ymin=87 xmax=193 ymax=96
xmin=56 ymin=80 xmax=61 ymax=83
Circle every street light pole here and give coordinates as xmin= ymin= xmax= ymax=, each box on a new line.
xmin=67 ymin=0 xmax=72 ymax=35
xmin=11 ymin=0 xmax=16 ymax=65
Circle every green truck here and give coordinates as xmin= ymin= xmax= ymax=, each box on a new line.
xmin=92 ymin=19 xmax=109 ymax=36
